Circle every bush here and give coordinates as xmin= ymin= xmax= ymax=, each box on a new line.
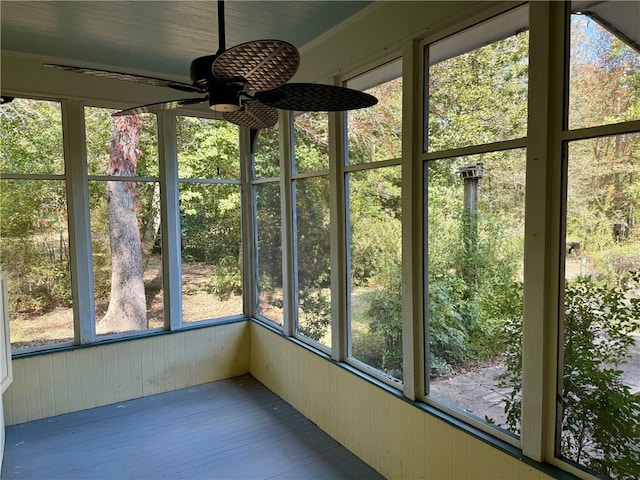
xmin=497 ymin=274 xmax=640 ymax=479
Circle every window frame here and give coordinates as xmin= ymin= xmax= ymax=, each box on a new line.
xmin=289 ymin=111 xmax=333 ymax=354
xmin=419 ymin=3 xmax=530 ymax=448
xmin=339 ymin=55 xmax=405 ymax=388
xmin=175 ymin=114 xmax=244 ymax=325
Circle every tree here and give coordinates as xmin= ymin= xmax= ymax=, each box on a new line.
xmin=100 ymin=115 xmax=147 ymax=332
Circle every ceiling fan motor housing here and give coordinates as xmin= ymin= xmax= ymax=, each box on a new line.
xmin=190 ymin=55 xmax=217 ymax=86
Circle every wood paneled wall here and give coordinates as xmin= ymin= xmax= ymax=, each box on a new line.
xmin=250 ymin=323 xmax=554 ymax=480
xmin=3 ymin=322 xmax=249 ymax=426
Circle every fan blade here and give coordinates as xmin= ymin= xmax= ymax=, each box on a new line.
xmin=44 ymin=64 xmax=205 ymax=94
xmin=112 ymin=97 xmax=208 ymax=117
xmin=213 ymin=40 xmax=299 ymax=91
xmin=256 ymin=83 xmax=378 ymax=112
xmin=223 ymin=100 xmax=278 ymax=129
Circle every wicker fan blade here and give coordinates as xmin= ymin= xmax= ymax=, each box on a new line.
xmin=44 ymin=64 xmax=205 ymax=94
xmin=256 ymin=83 xmax=378 ymax=112
xmin=112 ymin=97 xmax=208 ymax=117
xmin=223 ymin=101 xmax=278 ymax=129
xmin=213 ymin=40 xmax=299 ymax=91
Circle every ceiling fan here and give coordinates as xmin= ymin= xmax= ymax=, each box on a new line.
xmin=43 ymin=0 xmax=377 ymax=129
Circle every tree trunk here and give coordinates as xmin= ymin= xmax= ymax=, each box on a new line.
xmin=100 ymin=115 xmax=147 ymax=332
xmin=141 ymin=181 xmax=161 ymax=271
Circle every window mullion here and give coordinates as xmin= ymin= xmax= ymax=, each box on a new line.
xmin=279 ymin=111 xmax=296 ymax=337
xmin=63 ymin=99 xmax=96 ymax=344
xmin=157 ymin=111 xmax=182 ymax=331
xmin=521 ymin=0 xmax=566 ymax=462
xmin=328 ymin=98 xmax=348 ymax=362
xmin=401 ymin=39 xmax=425 ymax=400
xmin=240 ymin=127 xmax=257 ymax=319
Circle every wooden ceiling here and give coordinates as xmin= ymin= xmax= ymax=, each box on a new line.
xmin=1 ymin=1 xmax=372 ymax=80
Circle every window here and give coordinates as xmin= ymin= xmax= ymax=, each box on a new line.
xmin=424 ymin=6 xmax=529 ymax=437
xmin=293 ymin=112 xmax=331 ymax=347
xmin=0 ymin=98 xmax=73 ymax=349
xmin=345 ymin=59 xmax=403 ymax=382
xmin=556 ymin=4 xmax=640 ymax=477
xmin=253 ymin=125 xmax=283 ymax=325
xmin=85 ymin=107 xmax=163 ymax=336
xmin=177 ymin=116 xmax=242 ymax=322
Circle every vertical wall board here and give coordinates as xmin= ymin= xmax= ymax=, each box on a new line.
xmin=171 ymin=331 xmax=187 ymax=390
xmin=249 ymin=326 xmax=267 ymax=383
xmin=6 ymin=358 xmax=26 ymax=424
xmin=467 ymin=436 xmax=487 ymax=479
xmin=51 ymin=353 xmax=69 ymax=416
xmin=481 ymin=441 xmax=503 ymax=479
xmin=151 ymin=337 xmax=166 ymax=394
xmin=127 ymin=338 xmax=144 ymax=398
xmin=24 ymin=356 xmax=42 ymax=421
xmin=183 ymin=330 xmax=197 ymax=387
xmin=325 ymin=360 xmax=338 ymax=435
xmin=333 ymin=367 xmax=350 ymax=447
xmin=425 ymin=414 xmax=440 ymax=479
xmin=115 ymin=341 xmax=133 ymax=402
xmin=355 ymin=379 xmax=373 ymax=465
xmin=36 ymin=355 xmax=55 ymax=418
xmin=293 ymin=348 xmax=304 ymax=416
xmin=162 ymin=335 xmax=176 ymax=392
xmin=103 ymin=344 xmax=119 ymax=405
xmin=451 ymin=426 xmax=469 ymax=479
xmin=308 ymin=355 xmax=325 ymax=426
xmin=90 ymin=346 xmax=107 ymax=407
xmin=521 ymin=463 xmax=543 ymax=480
xmin=501 ymin=453 xmax=523 ymax=480
xmin=382 ymin=392 xmax=401 ymax=477
xmin=437 ymin=419 xmax=454 ymax=477
xmin=65 ymin=351 xmax=82 ymax=413
xmin=273 ymin=334 xmax=287 ymax=396
xmin=140 ymin=337 xmax=156 ymax=397
xmin=412 ymin=408 xmax=427 ymax=480
xmin=368 ymin=385 xmax=386 ymax=475
xmin=215 ymin=326 xmax=231 ymax=377
xmin=196 ymin=330 xmax=214 ymax=384
xmin=343 ymin=373 xmax=361 ymax=458
xmin=209 ymin=326 xmax=222 ymax=380
xmin=231 ymin=323 xmax=250 ymax=376
xmin=300 ymin=350 xmax=312 ymax=418
xmin=399 ymin=400 xmax=415 ymax=480
xmin=236 ymin=323 xmax=251 ymax=374
xmin=75 ymin=353 xmax=92 ymax=412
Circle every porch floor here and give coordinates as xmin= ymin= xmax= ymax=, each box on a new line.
xmin=2 ymin=375 xmax=383 ymax=479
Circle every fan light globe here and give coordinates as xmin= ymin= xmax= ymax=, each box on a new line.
xmin=210 ymin=103 xmax=241 ymax=112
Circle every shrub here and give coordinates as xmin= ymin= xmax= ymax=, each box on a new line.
xmin=497 ymin=273 xmax=640 ymax=479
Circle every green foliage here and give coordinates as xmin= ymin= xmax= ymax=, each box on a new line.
xmin=297 ymin=288 xmax=331 ymax=342
xmin=498 ymin=275 xmax=640 ymax=480
xmin=0 ymin=100 xmax=71 ymax=314
xmin=428 ymin=31 xmax=529 ymax=151
xmin=359 ymin=268 xmax=403 ymax=379
xmin=208 ymin=257 xmax=243 ymax=299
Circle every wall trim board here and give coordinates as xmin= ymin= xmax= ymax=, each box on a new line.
xmin=249 ymin=320 xmax=577 ymax=480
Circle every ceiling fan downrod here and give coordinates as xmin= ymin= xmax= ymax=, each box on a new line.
xmin=217 ymin=0 xmax=226 ymax=55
